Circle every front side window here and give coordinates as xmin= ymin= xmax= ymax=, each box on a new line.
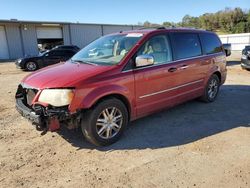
xmin=200 ymin=33 xmax=223 ymax=54
xmin=171 ymin=33 xmax=202 ymax=60
xmin=136 ymin=35 xmax=172 ymax=64
xmin=71 ymin=33 xmax=143 ymax=65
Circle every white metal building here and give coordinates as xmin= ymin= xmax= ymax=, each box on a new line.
xmin=219 ymin=33 xmax=250 ymax=51
xmin=0 ymin=19 xmax=140 ymax=60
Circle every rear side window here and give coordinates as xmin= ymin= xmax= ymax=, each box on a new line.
xmin=170 ymin=33 xmax=202 ymax=60
xmin=200 ymin=33 xmax=223 ymax=54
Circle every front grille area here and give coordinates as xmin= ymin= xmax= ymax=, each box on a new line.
xmin=16 ymin=84 xmax=39 ymax=107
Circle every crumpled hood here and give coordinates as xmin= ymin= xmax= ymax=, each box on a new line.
xmin=22 ymin=61 xmax=114 ymax=89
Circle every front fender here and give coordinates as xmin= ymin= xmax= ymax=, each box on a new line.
xmin=69 ymin=84 xmax=133 ymax=113
xmin=81 ymin=84 xmax=131 ymax=108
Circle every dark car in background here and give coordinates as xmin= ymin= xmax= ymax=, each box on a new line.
xmin=15 ymin=45 xmax=80 ymax=71
xmin=241 ymin=45 xmax=250 ymax=70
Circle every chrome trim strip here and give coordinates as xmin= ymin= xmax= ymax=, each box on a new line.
xmin=139 ymin=79 xmax=204 ymax=99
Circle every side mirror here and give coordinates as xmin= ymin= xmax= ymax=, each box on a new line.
xmin=223 ymin=44 xmax=231 ymax=57
xmin=135 ymin=55 xmax=154 ymax=67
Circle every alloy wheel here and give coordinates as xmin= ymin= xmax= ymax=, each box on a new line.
xmin=208 ymin=78 xmax=219 ymax=99
xmin=26 ymin=62 xmax=37 ymax=71
xmin=96 ymin=107 xmax=123 ymax=139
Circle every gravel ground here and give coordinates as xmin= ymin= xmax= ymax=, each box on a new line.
xmin=0 ymin=53 xmax=249 ymax=188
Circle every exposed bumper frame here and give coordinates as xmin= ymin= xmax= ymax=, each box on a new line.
xmin=16 ymin=97 xmax=79 ymax=131
xmin=16 ymin=98 xmax=42 ymax=125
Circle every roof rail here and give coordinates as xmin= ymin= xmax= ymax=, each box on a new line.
xmin=138 ymin=26 xmax=166 ymax=30
xmin=156 ymin=26 xmax=166 ymax=30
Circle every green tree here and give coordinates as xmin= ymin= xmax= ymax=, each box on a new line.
xmin=162 ymin=7 xmax=250 ymax=33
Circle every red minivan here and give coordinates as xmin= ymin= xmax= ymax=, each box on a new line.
xmin=16 ymin=28 xmax=229 ymax=146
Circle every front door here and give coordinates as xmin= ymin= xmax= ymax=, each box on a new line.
xmin=43 ymin=50 xmax=63 ymax=66
xmin=134 ymin=34 xmax=186 ymax=118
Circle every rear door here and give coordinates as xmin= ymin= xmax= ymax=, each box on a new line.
xmin=169 ymin=32 xmax=207 ymax=101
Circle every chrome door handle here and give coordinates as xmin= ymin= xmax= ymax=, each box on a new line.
xmin=180 ymin=65 xmax=189 ymax=70
xmin=202 ymin=60 xmax=210 ymax=65
xmin=168 ymin=67 xmax=177 ymax=72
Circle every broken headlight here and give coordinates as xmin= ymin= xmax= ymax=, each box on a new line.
xmin=38 ymin=89 xmax=74 ymax=107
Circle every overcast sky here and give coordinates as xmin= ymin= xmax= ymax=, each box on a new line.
xmin=0 ymin=0 xmax=249 ymax=24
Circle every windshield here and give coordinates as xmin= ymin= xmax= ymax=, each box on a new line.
xmin=71 ymin=33 xmax=143 ymax=65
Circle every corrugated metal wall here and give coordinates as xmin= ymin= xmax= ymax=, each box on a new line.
xmin=70 ymin=24 xmax=102 ymax=48
xmin=62 ymin=24 xmax=71 ymax=45
xmin=21 ymin=25 xmax=38 ymax=56
xmin=219 ymin=33 xmax=250 ymax=51
xmin=5 ymin=24 xmax=23 ymax=59
xmin=102 ymin=25 xmax=133 ymax=35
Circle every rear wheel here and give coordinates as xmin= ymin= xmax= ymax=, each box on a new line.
xmin=25 ymin=61 xmax=38 ymax=71
xmin=81 ymin=98 xmax=128 ymax=146
xmin=200 ymin=74 xmax=220 ymax=103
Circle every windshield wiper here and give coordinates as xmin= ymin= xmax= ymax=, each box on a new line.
xmin=71 ymin=59 xmax=97 ymax=66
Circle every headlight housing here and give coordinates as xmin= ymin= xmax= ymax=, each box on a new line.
xmin=38 ymin=89 xmax=74 ymax=107
xmin=17 ymin=59 xmax=22 ymax=63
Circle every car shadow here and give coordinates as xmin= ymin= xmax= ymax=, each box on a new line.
xmin=226 ymin=60 xmax=241 ymax=66
xmin=57 ymin=84 xmax=250 ymax=151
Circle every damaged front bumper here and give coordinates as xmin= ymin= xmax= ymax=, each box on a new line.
xmin=16 ymin=98 xmax=42 ymax=125
xmin=15 ymin=84 xmax=80 ymax=132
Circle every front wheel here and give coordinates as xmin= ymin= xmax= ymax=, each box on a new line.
xmin=81 ymin=98 xmax=128 ymax=146
xmin=25 ymin=61 xmax=38 ymax=71
xmin=200 ymin=74 xmax=220 ymax=103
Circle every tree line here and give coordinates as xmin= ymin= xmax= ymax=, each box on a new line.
xmin=141 ymin=8 xmax=250 ymax=34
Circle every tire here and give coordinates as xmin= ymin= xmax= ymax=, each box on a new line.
xmin=25 ymin=61 xmax=38 ymax=71
xmin=81 ymin=98 xmax=128 ymax=146
xmin=200 ymin=74 xmax=220 ymax=103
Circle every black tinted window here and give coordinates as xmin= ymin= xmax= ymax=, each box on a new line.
xmin=171 ymin=33 xmax=202 ymax=60
xmin=64 ymin=50 xmax=76 ymax=57
xmin=200 ymin=33 xmax=223 ymax=54
xmin=49 ymin=50 xmax=67 ymax=56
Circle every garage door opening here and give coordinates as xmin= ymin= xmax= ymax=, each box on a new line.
xmin=37 ymin=39 xmax=63 ymax=52
xmin=36 ymin=27 xmax=63 ymax=52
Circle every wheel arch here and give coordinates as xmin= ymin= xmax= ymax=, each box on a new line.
xmin=77 ymin=85 xmax=134 ymax=121
xmin=213 ymin=71 xmax=222 ymax=84
xmin=91 ymin=93 xmax=132 ymax=121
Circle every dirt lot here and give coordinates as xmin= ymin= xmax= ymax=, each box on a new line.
xmin=0 ymin=53 xmax=250 ymax=188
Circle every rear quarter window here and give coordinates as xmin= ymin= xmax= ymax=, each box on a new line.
xmin=199 ymin=33 xmax=223 ymax=54
xmin=170 ymin=33 xmax=202 ymax=60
